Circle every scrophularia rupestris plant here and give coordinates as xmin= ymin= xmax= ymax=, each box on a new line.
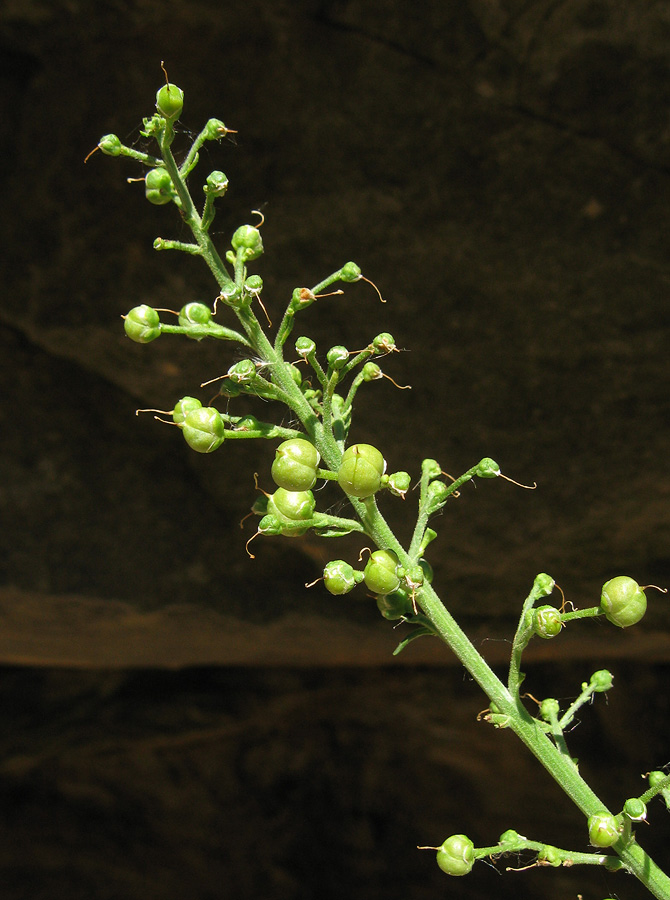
xmin=92 ymin=73 xmax=670 ymax=899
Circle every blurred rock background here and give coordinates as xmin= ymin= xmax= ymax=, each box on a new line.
xmin=1 ymin=2 xmax=669 ymax=898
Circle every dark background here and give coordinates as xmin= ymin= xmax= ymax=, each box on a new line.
xmin=1 ymin=2 xmax=670 ymax=898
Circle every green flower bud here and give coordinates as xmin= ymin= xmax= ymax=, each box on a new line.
xmin=181 ymin=407 xmax=225 ymax=453
xmin=539 ymin=698 xmax=560 ymax=722
xmin=326 ymin=345 xmax=349 ymax=370
xmin=145 ymin=167 xmax=175 ymax=205
xmin=376 ymin=589 xmax=412 ymax=620
xmin=386 ymin=471 xmax=411 ymax=498
xmin=600 ymin=576 xmax=647 ymax=627
xmin=205 ymin=170 xmax=229 ymax=197
xmin=424 ymin=480 xmax=449 ymax=515
xmin=338 ymin=443 xmax=386 ymax=499
xmin=231 ymin=224 xmax=263 ymax=261
xmin=588 ymin=812 xmax=622 ymax=848
xmin=271 ymin=439 xmax=320 ymax=491
xmin=323 ymin=560 xmax=364 ymax=595
xmin=98 ymin=134 xmax=122 ymax=156
xmin=532 ymin=605 xmax=562 ymax=639
xmin=295 ymin=336 xmax=316 ymax=357
xmin=623 ymin=798 xmax=647 ymax=821
xmin=364 ymin=549 xmax=400 ymax=595
xmin=123 ymin=305 xmax=161 ymax=343
xmin=155 ymin=83 xmax=184 ymax=120
xmin=178 ymin=302 xmax=212 ymax=339
xmin=172 ymin=396 xmax=202 ymax=424
xmin=340 ymin=261 xmax=361 ymax=282
xmin=589 ymin=669 xmax=614 ymax=692
xmin=435 ymin=834 xmax=475 ymax=877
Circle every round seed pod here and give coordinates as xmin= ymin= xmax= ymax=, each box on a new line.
xmin=98 ymin=134 xmax=122 ymax=156
xmin=435 ymin=835 xmax=475 ymax=876
xmin=124 ymin=305 xmax=161 ymax=343
xmin=600 ymin=576 xmax=647 ymax=628
xmin=172 ymin=396 xmax=202 ymax=424
xmin=266 ymin=488 xmax=316 ymax=537
xmin=376 ymin=589 xmax=412 ymax=621
xmin=205 ymin=170 xmax=228 ymax=197
xmin=532 ymin=605 xmax=562 ymax=639
xmin=145 ymin=167 xmax=175 ymax=205
xmin=179 ymin=302 xmax=212 ymax=340
xmin=363 ymin=549 xmax=400 ymax=595
xmin=338 ymin=443 xmax=386 ymax=499
xmin=181 ymin=407 xmax=225 ymax=453
xmin=589 ymin=669 xmax=614 ymax=692
xmin=271 ymin=439 xmax=320 ymax=491
xmin=588 ymin=812 xmax=622 ymax=848
xmin=323 ymin=560 xmax=363 ymax=595
xmin=155 ymin=83 xmax=184 ymax=120
xmin=326 ymin=346 xmax=349 ymax=370
xmin=231 ymin=224 xmax=263 ymax=261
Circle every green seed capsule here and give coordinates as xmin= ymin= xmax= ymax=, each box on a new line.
xmin=266 ymin=488 xmax=316 ymax=537
xmin=532 ymin=605 xmax=562 ymax=639
xmin=178 ymin=302 xmax=212 ymax=339
xmin=475 ymin=457 xmax=500 ymax=478
xmin=172 ymin=396 xmax=202 ymax=424
xmin=386 ymin=471 xmax=411 ymax=498
xmin=376 ymin=589 xmax=412 ymax=620
xmin=588 ymin=812 xmax=622 ymax=848
xmin=295 ymin=336 xmax=316 ymax=357
xmin=205 ymin=170 xmax=229 ymax=197
xmin=203 ymin=118 xmax=229 ymax=140
xmin=323 ymin=560 xmax=364 ymax=595
xmin=98 ymin=134 xmax=122 ymax=156
xmin=372 ymin=332 xmax=396 ymax=353
xmin=589 ymin=669 xmax=614 ymax=692
xmin=181 ymin=407 xmax=225 ymax=453
xmin=145 ymin=167 xmax=175 ymax=205
xmin=271 ymin=439 xmax=321 ymax=491
xmin=435 ymin=834 xmax=475 ymax=876
xmin=362 ymin=362 xmax=382 ymax=381
xmin=155 ymin=83 xmax=184 ymax=120
xmin=123 ymin=305 xmax=161 ymax=343
xmin=338 ymin=443 xmax=386 ymax=499
xmin=340 ymin=261 xmax=361 ymax=282
xmin=623 ymin=798 xmax=647 ymax=821
xmin=231 ymin=224 xmax=263 ymax=261
xmin=228 ymin=359 xmax=257 ymax=385
xmin=600 ymin=576 xmax=647 ymax=627
xmin=539 ymin=698 xmax=560 ymax=722
xmin=326 ymin=346 xmax=349 ymax=370
xmin=364 ymin=549 xmax=400 ymax=595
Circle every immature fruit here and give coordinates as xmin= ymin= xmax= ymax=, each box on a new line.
xmin=231 ymin=224 xmax=263 ymax=261
xmin=155 ymin=83 xmax=184 ymax=120
xmin=338 ymin=443 xmax=386 ymax=499
xmin=376 ymin=589 xmax=412 ymax=620
xmin=323 ymin=560 xmax=363 ymax=595
xmin=205 ymin=170 xmax=229 ymax=197
xmin=600 ymin=576 xmax=647 ymax=627
xmin=271 ymin=439 xmax=320 ymax=491
xmin=145 ymin=167 xmax=174 ymax=205
xmin=266 ymin=488 xmax=316 ymax=537
xmin=181 ymin=407 xmax=225 ymax=453
xmin=588 ymin=812 xmax=622 ymax=848
xmin=124 ymin=305 xmax=161 ymax=343
xmin=435 ymin=835 xmax=475 ymax=876
xmin=98 ymin=134 xmax=122 ymax=156
xmin=179 ymin=302 xmax=212 ymax=339
xmin=363 ymin=549 xmax=400 ymax=595
xmin=172 ymin=396 xmax=202 ymax=424
xmin=532 ymin=605 xmax=562 ymax=639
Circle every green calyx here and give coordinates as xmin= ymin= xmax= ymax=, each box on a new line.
xmin=271 ymin=438 xmax=321 ymax=491
xmin=172 ymin=396 xmax=202 ymax=424
xmin=338 ymin=443 xmax=386 ymax=499
xmin=600 ymin=576 xmax=647 ymax=627
xmin=181 ymin=406 xmax=225 ymax=453
xmin=435 ymin=835 xmax=475 ymax=877
xmin=376 ymin=589 xmax=412 ymax=620
xmin=124 ymin=305 xmax=161 ymax=343
xmin=156 ymin=83 xmax=184 ymax=120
